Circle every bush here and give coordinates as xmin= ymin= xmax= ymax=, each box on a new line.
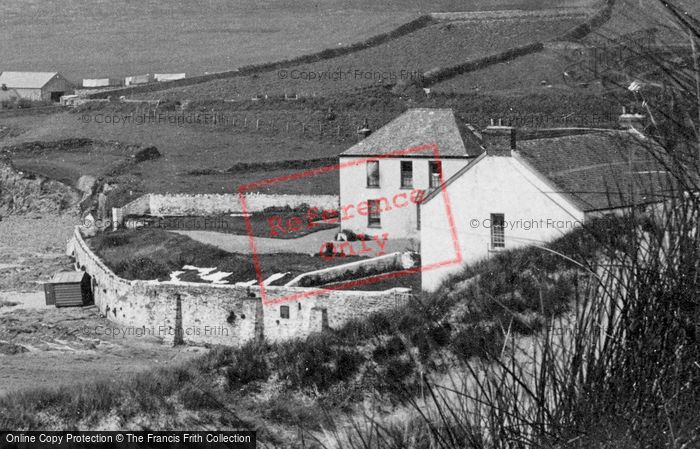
xmin=450 ymin=326 xmax=504 ymax=361
xmin=225 ymin=343 xmax=269 ymax=389
xmin=179 ymin=384 xmax=219 ymax=410
xmin=379 ymin=356 xmax=415 ymax=396
xmin=275 ymin=336 xmax=364 ymax=391
xmin=426 ymin=322 xmax=452 ymax=347
xmin=372 ymin=335 xmax=405 ymax=362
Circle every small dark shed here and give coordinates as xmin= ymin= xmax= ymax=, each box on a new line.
xmin=44 ymin=271 xmax=93 ymax=307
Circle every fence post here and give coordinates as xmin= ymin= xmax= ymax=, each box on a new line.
xmin=256 ymin=119 xmax=260 ymax=130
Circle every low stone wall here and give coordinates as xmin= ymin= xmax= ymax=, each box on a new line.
xmin=66 ymin=227 xmax=411 ymax=346
xmin=112 ymin=193 xmax=340 ymax=227
xmin=429 ymin=8 xmax=594 ymax=22
xmin=262 ymin=287 xmax=411 ymax=342
xmin=67 ymin=226 xmax=261 ymax=346
xmin=285 ymin=252 xmax=406 ymax=287
xmin=148 ymin=193 xmax=339 ymax=216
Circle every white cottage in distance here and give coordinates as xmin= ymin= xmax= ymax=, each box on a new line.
xmin=338 ymin=108 xmax=484 ymax=243
xmin=419 ymin=122 xmax=669 ymax=291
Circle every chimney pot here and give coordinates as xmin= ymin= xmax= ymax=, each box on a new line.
xmin=482 ymin=125 xmax=516 ymax=156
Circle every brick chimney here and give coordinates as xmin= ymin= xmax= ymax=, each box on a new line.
xmin=482 ymin=123 xmax=516 ymax=156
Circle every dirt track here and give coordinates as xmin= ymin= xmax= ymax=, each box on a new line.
xmin=0 ymin=215 xmax=204 ymax=397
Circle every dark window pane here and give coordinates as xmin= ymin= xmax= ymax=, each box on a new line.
xmin=429 ymin=161 xmax=442 ymax=188
xmin=368 ymin=199 xmax=381 ymax=226
xmin=401 ymin=160 xmax=413 ymax=188
xmin=367 ymin=160 xmax=380 ymax=187
xmin=490 ymin=213 xmax=505 ymax=248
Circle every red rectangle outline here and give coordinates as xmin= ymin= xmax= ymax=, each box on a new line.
xmin=238 ymin=143 xmax=463 ymax=305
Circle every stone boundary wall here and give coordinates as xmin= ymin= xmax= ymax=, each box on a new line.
xmin=148 ymin=193 xmax=339 ymax=216
xmin=112 ymin=193 xmax=340 ymax=227
xmin=285 ymin=252 xmax=405 ymax=287
xmin=67 ymin=226 xmax=262 ymax=346
xmin=66 ymin=227 xmax=410 ymax=345
xmin=429 ymin=8 xmax=594 ymax=22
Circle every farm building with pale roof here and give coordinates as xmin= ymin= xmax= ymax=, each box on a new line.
xmin=0 ymin=71 xmax=74 ymax=102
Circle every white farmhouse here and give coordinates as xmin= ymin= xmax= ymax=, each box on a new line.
xmin=419 ymin=125 xmax=669 ymax=291
xmin=338 ymin=108 xmax=483 ymax=242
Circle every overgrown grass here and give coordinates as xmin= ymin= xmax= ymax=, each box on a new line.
xmin=88 ymin=228 xmax=363 ymax=283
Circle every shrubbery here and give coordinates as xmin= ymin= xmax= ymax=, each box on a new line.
xmin=450 ymin=325 xmax=504 ymax=361
xmin=274 ymin=335 xmax=364 ymax=391
xmin=225 ymin=343 xmax=270 ymax=389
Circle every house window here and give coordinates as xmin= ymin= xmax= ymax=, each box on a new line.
xmin=368 ymin=199 xmax=381 ymax=227
xmin=490 ymin=213 xmax=505 ymax=249
xmin=280 ymin=305 xmax=290 ymax=319
xmin=429 ymin=161 xmax=442 ymax=188
xmin=400 ymin=161 xmax=413 ymax=188
xmin=366 ymin=160 xmax=380 ymax=187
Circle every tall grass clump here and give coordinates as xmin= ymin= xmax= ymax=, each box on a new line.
xmin=328 ymin=2 xmax=700 ymax=447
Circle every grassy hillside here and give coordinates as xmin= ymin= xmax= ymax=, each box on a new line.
xmin=0 ymin=0 xmax=594 ymax=81
xmin=433 ymin=0 xmax=700 ymax=94
xmin=132 ymin=18 xmax=584 ymax=101
xmin=1 ymin=89 xmax=625 ymax=198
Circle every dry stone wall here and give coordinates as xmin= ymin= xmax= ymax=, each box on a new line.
xmin=112 ymin=193 xmax=339 ymax=226
xmin=148 ymin=193 xmax=339 ymax=216
xmin=67 ymin=227 xmax=408 ymax=346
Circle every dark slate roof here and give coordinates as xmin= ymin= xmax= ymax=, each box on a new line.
xmin=516 ymin=131 xmax=673 ymax=212
xmin=340 ymin=108 xmax=483 ymax=158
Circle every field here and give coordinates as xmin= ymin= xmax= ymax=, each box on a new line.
xmin=433 ymin=0 xmax=700 ymax=94
xmin=3 ymin=138 xmax=145 ymax=186
xmin=134 ymin=17 xmax=584 ymax=101
xmin=0 ymin=0 xmax=595 ymax=81
xmin=0 ymin=0 xmax=615 ymax=200
xmin=432 ymin=47 xmax=592 ymax=94
xmin=0 ymin=88 xmax=623 ymax=198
